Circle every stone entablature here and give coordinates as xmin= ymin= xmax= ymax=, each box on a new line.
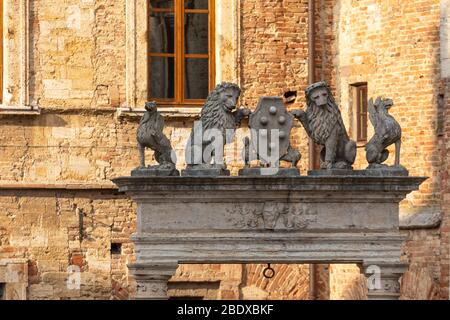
xmin=114 ymin=175 xmax=425 ymax=299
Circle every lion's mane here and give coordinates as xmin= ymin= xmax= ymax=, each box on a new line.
xmin=199 ymin=82 xmax=241 ymax=132
xmin=305 ymin=87 xmax=348 ymax=145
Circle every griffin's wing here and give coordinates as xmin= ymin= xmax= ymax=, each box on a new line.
xmin=368 ymin=97 xmax=378 ymax=128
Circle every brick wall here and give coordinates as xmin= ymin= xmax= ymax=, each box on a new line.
xmin=329 ymin=264 xmax=367 ymax=300
xmin=240 ymin=0 xmax=310 ymax=173
xmin=324 ymin=0 xmax=445 ymax=300
xmin=400 ymin=229 xmax=442 ymax=299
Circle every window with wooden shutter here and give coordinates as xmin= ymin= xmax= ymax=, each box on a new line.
xmin=148 ymin=0 xmax=215 ymax=106
xmin=354 ymin=83 xmax=368 ymax=142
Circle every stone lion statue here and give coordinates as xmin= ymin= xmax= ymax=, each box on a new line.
xmin=292 ymin=81 xmax=356 ymax=170
xmin=185 ymin=82 xmax=250 ymax=170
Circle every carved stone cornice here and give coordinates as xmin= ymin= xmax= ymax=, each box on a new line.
xmin=113 ymin=176 xmax=426 ymax=203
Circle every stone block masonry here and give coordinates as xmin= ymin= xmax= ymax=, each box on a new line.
xmin=0 ymin=188 xmax=136 ymax=299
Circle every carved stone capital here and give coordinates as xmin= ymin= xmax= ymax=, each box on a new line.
xmin=360 ymin=262 xmax=407 ymax=300
xmin=128 ymin=263 xmax=178 ymax=300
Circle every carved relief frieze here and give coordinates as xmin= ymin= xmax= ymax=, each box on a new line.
xmin=226 ymin=202 xmax=317 ymax=230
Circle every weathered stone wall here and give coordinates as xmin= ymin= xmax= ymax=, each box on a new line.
xmin=0 ymin=0 xmax=313 ymax=300
xmin=30 ymin=0 xmax=127 ymax=109
xmin=0 ymin=0 xmax=447 ymax=300
xmin=0 ymin=189 xmax=136 ymax=300
xmin=0 ymin=113 xmax=193 ymax=182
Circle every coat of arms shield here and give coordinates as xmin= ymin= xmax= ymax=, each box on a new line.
xmin=248 ymin=97 xmax=294 ymax=164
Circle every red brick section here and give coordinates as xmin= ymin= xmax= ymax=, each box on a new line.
xmin=240 ymin=0 xmax=309 ymax=107
xmin=441 ymin=79 xmax=450 ymax=299
xmin=314 ymin=0 xmax=336 ymax=91
xmin=28 ymin=260 xmax=40 ymax=285
xmin=240 ymin=0 xmax=311 ymax=172
xmin=242 ymin=264 xmax=309 ymax=299
xmin=400 ymin=229 xmax=442 ymax=299
xmin=70 ymin=252 xmax=85 ymax=269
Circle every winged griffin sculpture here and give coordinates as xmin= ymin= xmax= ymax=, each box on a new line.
xmin=133 ymin=101 xmax=179 ymax=176
xmin=365 ymin=97 xmax=405 ymax=172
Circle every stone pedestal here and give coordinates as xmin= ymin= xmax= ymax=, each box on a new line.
xmin=131 ymin=167 xmax=180 ymax=177
xmin=113 ymin=176 xmax=425 ymax=300
xmin=238 ymin=167 xmax=300 ymax=177
xmin=181 ymin=167 xmax=230 ymax=177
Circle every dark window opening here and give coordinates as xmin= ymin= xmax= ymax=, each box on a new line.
xmin=0 ymin=283 xmax=5 ymax=300
xmin=111 ymin=243 xmax=122 ymax=255
xmin=283 ymin=91 xmax=297 ymax=104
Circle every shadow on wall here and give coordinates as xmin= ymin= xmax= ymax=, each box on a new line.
xmin=0 ymin=114 xmax=67 ymax=128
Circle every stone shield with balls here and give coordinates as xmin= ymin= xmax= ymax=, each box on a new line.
xmin=248 ymin=97 xmax=295 ymax=165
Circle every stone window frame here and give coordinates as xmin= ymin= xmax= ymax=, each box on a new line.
xmin=0 ymin=259 xmax=28 ymax=300
xmin=0 ymin=0 xmax=37 ymax=115
xmin=121 ymin=0 xmax=241 ymax=118
xmin=1 ymin=0 xmax=3 ymax=103
xmin=148 ymin=0 xmax=216 ymax=107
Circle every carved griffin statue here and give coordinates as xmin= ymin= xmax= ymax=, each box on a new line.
xmin=136 ymin=101 xmax=177 ymax=172
xmin=185 ymin=82 xmax=250 ymax=170
xmin=365 ymin=97 xmax=403 ymax=169
xmin=292 ymin=81 xmax=356 ymax=170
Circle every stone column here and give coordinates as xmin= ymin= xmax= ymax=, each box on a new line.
xmin=360 ymin=262 xmax=407 ymax=300
xmin=129 ymin=263 xmax=178 ymax=300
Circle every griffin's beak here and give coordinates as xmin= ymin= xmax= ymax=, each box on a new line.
xmin=385 ymin=100 xmax=394 ymax=109
xmin=145 ymin=103 xmax=156 ymax=112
